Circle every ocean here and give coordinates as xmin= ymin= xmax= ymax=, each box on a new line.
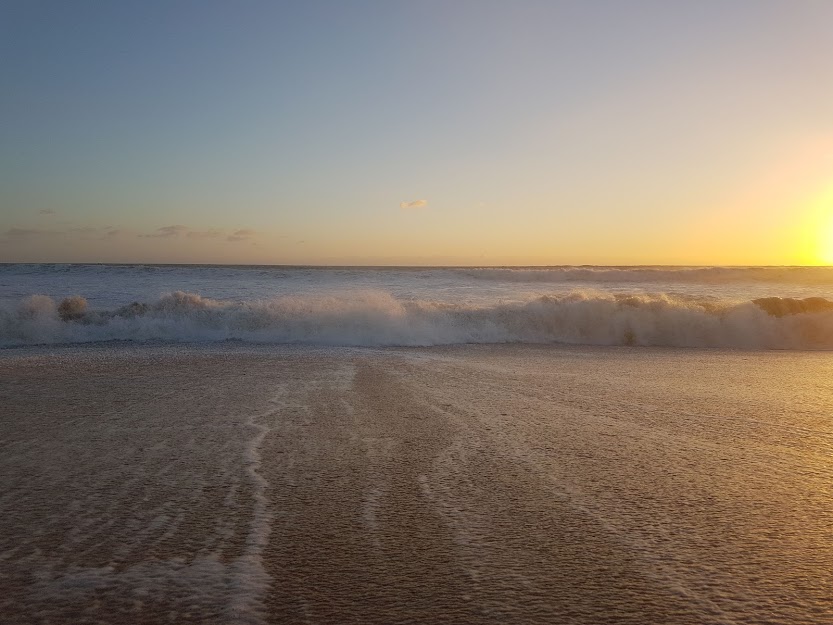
xmin=2 ymin=263 xmax=833 ymax=348
xmin=2 ymin=265 xmax=833 ymax=623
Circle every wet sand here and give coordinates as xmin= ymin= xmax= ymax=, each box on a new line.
xmin=1 ymin=344 xmax=832 ymax=624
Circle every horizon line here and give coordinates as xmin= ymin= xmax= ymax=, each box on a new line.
xmin=2 ymin=262 xmax=832 ymax=270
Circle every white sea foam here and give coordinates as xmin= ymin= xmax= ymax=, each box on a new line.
xmin=2 ymin=290 xmax=833 ymax=349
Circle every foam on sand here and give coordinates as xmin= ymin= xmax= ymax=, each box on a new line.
xmin=0 ymin=349 xmax=288 ymax=624
xmin=3 ymin=344 xmax=833 ymax=623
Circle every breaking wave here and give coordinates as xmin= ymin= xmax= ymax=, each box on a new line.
xmin=456 ymin=266 xmax=833 ymax=284
xmin=3 ymin=290 xmax=833 ymax=349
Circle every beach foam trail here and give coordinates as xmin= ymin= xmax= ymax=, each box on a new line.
xmin=2 ymin=290 xmax=833 ymax=349
xmin=0 ymin=350 xmax=288 ymax=624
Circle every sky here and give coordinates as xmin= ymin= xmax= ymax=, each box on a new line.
xmin=1 ymin=0 xmax=832 ymax=265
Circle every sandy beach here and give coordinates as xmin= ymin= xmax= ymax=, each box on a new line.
xmin=2 ymin=344 xmax=832 ymax=624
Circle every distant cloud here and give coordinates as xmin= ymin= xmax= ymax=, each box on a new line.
xmin=226 ymin=228 xmax=255 ymax=242
xmin=2 ymin=225 xmax=128 ymax=244
xmin=0 ymin=227 xmax=61 ymax=244
xmin=400 ymin=199 xmax=428 ymax=209
xmin=39 ymin=209 xmax=56 ymax=215
xmin=140 ymin=224 xmax=189 ymax=238
xmin=136 ymin=224 xmax=257 ymax=242
xmin=4 ymin=227 xmax=56 ymax=239
xmin=186 ymin=228 xmax=223 ymax=240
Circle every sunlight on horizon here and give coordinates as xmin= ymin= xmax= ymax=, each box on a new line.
xmin=817 ymin=215 xmax=833 ymax=266
xmin=800 ymin=181 xmax=833 ymax=266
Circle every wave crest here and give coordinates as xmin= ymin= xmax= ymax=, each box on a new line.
xmin=2 ymin=290 xmax=833 ymax=349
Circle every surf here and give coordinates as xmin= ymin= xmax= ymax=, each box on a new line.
xmin=3 ymin=290 xmax=833 ymax=349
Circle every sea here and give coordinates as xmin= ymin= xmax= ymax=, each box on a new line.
xmin=2 ymin=263 xmax=833 ymax=348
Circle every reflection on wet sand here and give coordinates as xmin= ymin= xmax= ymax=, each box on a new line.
xmin=1 ymin=344 xmax=831 ymax=624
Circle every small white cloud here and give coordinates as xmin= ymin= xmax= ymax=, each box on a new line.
xmin=400 ymin=199 xmax=428 ymax=209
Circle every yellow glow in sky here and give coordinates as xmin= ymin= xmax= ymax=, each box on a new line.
xmin=810 ymin=185 xmax=833 ymax=265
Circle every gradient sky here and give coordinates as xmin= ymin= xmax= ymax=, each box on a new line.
xmin=1 ymin=0 xmax=832 ymax=265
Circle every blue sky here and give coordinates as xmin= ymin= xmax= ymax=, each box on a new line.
xmin=2 ymin=1 xmax=832 ymax=264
